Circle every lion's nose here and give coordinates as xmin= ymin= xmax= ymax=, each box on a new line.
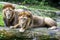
xmin=8 ymin=14 xmax=10 ymax=16
xmin=19 ymin=28 xmax=25 ymax=32
xmin=23 ymin=18 xmax=26 ymax=20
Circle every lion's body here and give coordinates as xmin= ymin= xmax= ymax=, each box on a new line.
xmin=3 ymin=17 xmax=15 ymax=27
xmin=12 ymin=10 xmax=57 ymax=32
xmin=32 ymin=16 xmax=57 ymax=28
xmin=32 ymin=16 xmax=45 ymax=27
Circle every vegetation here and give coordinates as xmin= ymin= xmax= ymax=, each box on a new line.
xmin=0 ymin=0 xmax=60 ymax=5
xmin=28 ymin=5 xmax=59 ymax=10
xmin=0 ymin=15 xmax=4 ymax=26
xmin=0 ymin=4 xmax=4 ymax=26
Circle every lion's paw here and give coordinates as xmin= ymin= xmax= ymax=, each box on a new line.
xmin=48 ymin=26 xmax=57 ymax=30
xmin=19 ymin=28 xmax=25 ymax=32
xmin=10 ymin=26 xmax=14 ymax=29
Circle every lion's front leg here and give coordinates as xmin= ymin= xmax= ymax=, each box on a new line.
xmin=48 ymin=26 xmax=57 ymax=30
xmin=3 ymin=18 xmax=10 ymax=27
xmin=10 ymin=24 xmax=19 ymax=29
xmin=19 ymin=28 xmax=25 ymax=32
xmin=19 ymin=26 xmax=30 ymax=32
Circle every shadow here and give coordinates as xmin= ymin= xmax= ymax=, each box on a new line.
xmin=45 ymin=0 xmax=60 ymax=10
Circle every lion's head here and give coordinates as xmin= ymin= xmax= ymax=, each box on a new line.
xmin=3 ymin=4 xmax=15 ymax=19
xmin=18 ymin=11 xmax=33 ymax=32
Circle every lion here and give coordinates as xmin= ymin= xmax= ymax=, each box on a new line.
xmin=9 ymin=8 xmax=28 ymax=28
xmin=12 ymin=10 xmax=57 ymax=32
xmin=2 ymin=4 xmax=16 ymax=27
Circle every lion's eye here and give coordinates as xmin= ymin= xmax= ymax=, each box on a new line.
xmin=9 ymin=10 xmax=12 ymax=11
xmin=22 ymin=18 xmax=25 ymax=20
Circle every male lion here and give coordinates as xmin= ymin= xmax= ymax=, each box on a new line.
xmin=2 ymin=4 xmax=16 ymax=27
xmin=13 ymin=10 xmax=57 ymax=32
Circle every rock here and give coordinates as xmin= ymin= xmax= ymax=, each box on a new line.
xmin=56 ymin=11 xmax=60 ymax=16
xmin=0 ymin=27 xmax=59 ymax=40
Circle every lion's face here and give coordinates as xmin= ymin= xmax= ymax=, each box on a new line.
xmin=3 ymin=4 xmax=15 ymax=19
xmin=18 ymin=11 xmax=32 ymax=32
xmin=3 ymin=7 xmax=14 ymax=19
xmin=19 ymin=16 xmax=28 ymax=27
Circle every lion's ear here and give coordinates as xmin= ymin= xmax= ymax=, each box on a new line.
xmin=12 ymin=6 xmax=15 ymax=10
xmin=28 ymin=14 xmax=33 ymax=18
xmin=30 ymin=14 xmax=33 ymax=18
xmin=3 ymin=4 xmax=15 ymax=9
xmin=27 ymin=11 xmax=33 ymax=19
xmin=12 ymin=5 xmax=15 ymax=9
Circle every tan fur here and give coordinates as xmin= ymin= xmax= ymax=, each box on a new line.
xmin=32 ymin=16 xmax=57 ymax=27
xmin=13 ymin=10 xmax=57 ymax=32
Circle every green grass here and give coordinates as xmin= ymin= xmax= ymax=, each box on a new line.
xmin=0 ymin=4 xmax=4 ymax=26
xmin=0 ymin=4 xmax=3 ymax=10
xmin=0 ymin=14 xmax=4 ymax=26
xmin=28 ymin=5 xmax=60 ymax=11
xmin=16 ymin=5 xmax=60 ymax=11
